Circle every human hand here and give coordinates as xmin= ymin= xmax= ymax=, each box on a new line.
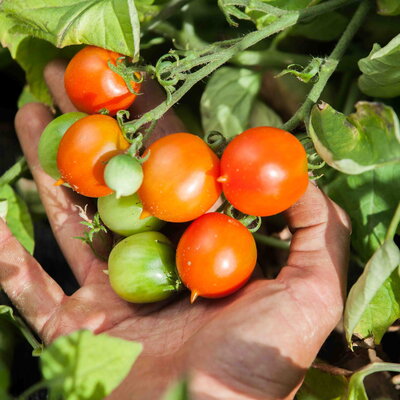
xmin=0 ymin=60 xmax=351 ymax=400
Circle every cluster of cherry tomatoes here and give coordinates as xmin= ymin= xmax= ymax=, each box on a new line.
xmin=38 ymin=46 xmax=309 ymax=304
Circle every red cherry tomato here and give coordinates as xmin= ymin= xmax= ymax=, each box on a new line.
xmin=176 ymin=212 xmax=257 ymax=302
xmin=64 ymin=46 xmax=141 ymax=115
xmin=57 ymin=115 xmax=129 ymax=197
xmin=138 ymin=133 xmax=222 ymax=223
xmin=219 ymin=126 xmax=308 ymax=216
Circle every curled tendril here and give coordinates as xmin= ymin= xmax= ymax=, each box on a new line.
xmin=299 ymin=135 xmax=326 ymax=175
xmin=204 ymin=131 xmax=228 ymax=156
xmin=155 ymin=52 xmax=182 ymax=87
xmin=225 ymin=205 xmax=262 ymax=233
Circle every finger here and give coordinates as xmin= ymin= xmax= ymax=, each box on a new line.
xmin=278 ymin=182 xmax=351 ymax=323
xmin=44 ymin=59 xmax=78 ymax=113
xmin=0 ymin=218 xmax=65 ymax=333
xmin=15 ymin=103 xmax=109 ymax=286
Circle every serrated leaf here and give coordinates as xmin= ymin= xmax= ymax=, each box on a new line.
xmin=248 ymin=100 xmax=282 ymax=128
xmin=376 ymin=0 xmax=400 ymax=16
xmin=0 ymin=185 xmax=34 ymax=254
xmin=296 ymin=367 xmax=348 ymax=400
xmin=309 ymin=101 xmax=400 ymax=174
xmin=358 ymin=34 xmax=400 ymax=98
xmin=324 ymin=164 xmax=400 ymax=262
xmin=346 ymin=362 xmax=400 ymax=400
xmin=200 ymin=67 xmax=261 ymax=139
xmin=0 ymin=0 xmax=141 ymax=58
xmin=344 ymin=240 xmax=400 ymax=344
xmin=41 ymin=330 xmax=142 ymax=400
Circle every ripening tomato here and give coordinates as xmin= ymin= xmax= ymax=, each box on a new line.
xmin=176 ymin=212 xmax=257 ymax=302
xmin=57 ymin=114 xmax=129 ymax=197
xmin=219 ymin=126 xmax=308 ymax=216
xmin=64 ymin=46 xmax=141 ymax=115
xmin=138 ymin=133 xmax=222 ymax=223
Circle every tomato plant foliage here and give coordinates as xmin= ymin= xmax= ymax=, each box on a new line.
xmin=1 ymin=0 xmax=400 ymax=399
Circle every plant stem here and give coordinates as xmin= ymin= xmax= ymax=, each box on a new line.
xmin=14 ymin=314 xmax=43 ymax=355
xmin=18 ymin=380 xmax=49 ymax=400
xmin=253 ymin=233 xmax=290 ymax=250
xmin=342 ymin=79 xmax=360 ymax=114
xmin=281 ymin=0 xmax=371 ymax=132
xmin=385 ymin=201 xmax=400 ymax=242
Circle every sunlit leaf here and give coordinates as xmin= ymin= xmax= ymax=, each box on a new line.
xmin=309 ymin=101 xmax=400 ymax=174
xmin=41 ymin=330 xmax=142 ymax=400
xmin=376 ymin=0 xmax=400 ymax=16
xmin=0 ymin=185 xmax=34 ymax=254
xmin=344 ymin=240 xmax=400 ymax=344
xmin=358 ymin=34 xmax=400 ymax=98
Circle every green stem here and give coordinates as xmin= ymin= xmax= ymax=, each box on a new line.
xmin=14 ymin=315 xmax=43 ymax=355
xmin=0 ymin=157 xmax=28 ymax=187
xmin=342 ymin=79 xmax=360 ymax=114
xmin=385 ymin=201 xmax=400 ymax=242
xmin=281 ymin=0 xmax=370 ymax=132
xmin=18 ymin=380 xmax=49 ymax=400
xmin=253 ymin=233 xmax=290 ymax=250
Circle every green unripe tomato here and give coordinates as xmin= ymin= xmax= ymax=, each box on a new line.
xmin=38 ymin=112 xmax=87 ymax=180
xmin=97 ymin=193 xmax=164 ymax=236
xmin=108 ymin=231 xmax=182 ymax=303
xmin=104 ymin=154 xmax=143 ymax=198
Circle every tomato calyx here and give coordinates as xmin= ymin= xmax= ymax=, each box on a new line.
xmin=204 ymin=130 xmax=228 ymax=157
xmin=224 ymin=204 xmax=262 ymax=233
xmin=107 ymin=56 xmax=144 ymax=95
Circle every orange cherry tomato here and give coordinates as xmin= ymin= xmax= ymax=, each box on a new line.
xmin=57 ymin=115 xmax=129 ymax=198
xmin=219 ymin=126 xmax=308 ymax=216
xmin=64 ymin=46 xmax=141 ymax=115
xmin=176 ymin=212 xmax=257 ymax=302
xmin=138 ymin=133 xmax=222 ymax=223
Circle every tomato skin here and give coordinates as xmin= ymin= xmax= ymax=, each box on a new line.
xmin=57 ymin=115 xmax=129 ymax=198
xmin=176 ymin=212 xmax=257 ymax=300
xmin=97 ymin=193 xmax=164 ymax=236
xmin=64 ymin=46 xmax=141 ymax=115
xmin=138 ymin=133 xmax=222 ymax=223
xmin=108 ymin=231 xmax=180 ymax=303
xmin=38 ymin=112 xmax=87 ymax=180
xmin=220 ymin=126 xmax=308 ymax=216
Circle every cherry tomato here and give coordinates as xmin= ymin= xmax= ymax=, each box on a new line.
xmin=108 ymin=231 xmax=181 ymax=303
xmin=64 ymin=46 xmax=141 ymax=115
xmin=176 ymin=212 xmax=257 ymax=302
xmin=138 ymin=133 xmax=222 ymax=223
xmin=97 ymin=193 xmax=164 ymax=236
xmin=219 ymin=126 xmax=308 ymax=216
xmin=57 ymin=115 xmax=129 ymax=197
xmin=38 ymin=112 xmax=87 ymax=180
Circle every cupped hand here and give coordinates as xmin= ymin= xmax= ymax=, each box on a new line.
xmin=0 ymin=60 xmax=351 ymax=400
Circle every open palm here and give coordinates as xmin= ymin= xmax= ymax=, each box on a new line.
xmin=0 ymin=61 xmax=351 ymax=400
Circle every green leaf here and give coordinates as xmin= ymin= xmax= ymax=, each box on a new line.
xmin=309 ymin=101 xmax=400 ymax=174
xmin=0 ymin=0 xmax=141 ymax=58
xmin=41 ymin=330 xmax=142 ymax=400
xmin=162 ymin=379 xmax=189 ymax=400
xmin=246 ymin=0 xmax=317 ymax=30
xmin=324 ymin=164 xmax=400 ymax=262
xmin=296 ymin=367 xmax=348 ymax=400
xmin=248 ymin=100 xmax=282 ymax=128
xmin=358 ymin=34 xmax=400 ymax=98
xmin=0 ymin=312 xmax=17 ymax=393
xmin=290 ymin=12 xmax=348 ymax=41
xmin=346 ymin=362 xmax=400 ymax=400
xmin=0 ymin=184 xmax=34 ymax=254
xmin=200 ymin=67 xmax=262 ymax=139
xmin=344 ymin=240 xmax=400 ymax=344
xmin=376 ymin=0 xmax=400 ymax=16
xmin=0 ymin=157 xmax=28 ymax=187
xmin=276 ymin=58 xmax=323 ymax=83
